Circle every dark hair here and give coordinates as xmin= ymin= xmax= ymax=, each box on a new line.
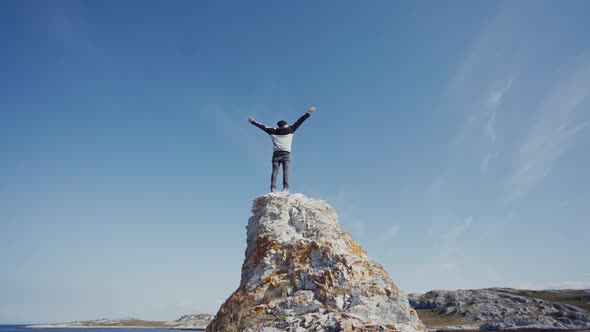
xmin=277 ymin=120 xmax=288 ymax=128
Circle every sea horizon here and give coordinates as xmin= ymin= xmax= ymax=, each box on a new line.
xmin=0 ymin=325 xmax=204 ymax=331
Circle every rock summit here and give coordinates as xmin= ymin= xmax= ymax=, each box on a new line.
xmin=207 ymin=193 xmax=425 ymax=332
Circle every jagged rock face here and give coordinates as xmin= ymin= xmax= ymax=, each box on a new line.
xmin=408 ymin=288 xmax=590 ymax=330
xmin=207 ymin=193 xmax=426 ymax=332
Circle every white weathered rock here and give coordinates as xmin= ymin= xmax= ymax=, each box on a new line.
xmin=207 ymin=192 xmax=426 ymax=332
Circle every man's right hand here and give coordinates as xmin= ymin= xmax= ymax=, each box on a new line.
xmin=308 ymin=107 xmax=316 ymax=114
xmin=248 ymin=117 xmax=254 ymax=123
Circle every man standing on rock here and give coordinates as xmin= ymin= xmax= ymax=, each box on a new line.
xmin=248 ymin=107 xmax=316 ymax=193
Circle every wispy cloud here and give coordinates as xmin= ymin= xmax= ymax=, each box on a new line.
xmin=480 ymin=152 xmax=494 ymax=173
xmin=480 ymin=79 xmax=512 ymax=173
xmin=431 ymin=216 xmax=473 ymax=273
xmin=450 ymin=2 xmax=521 ymax=98
xmin=506 ymin=54 xmax=590 ymax=201
xmin=442 ymin=216 xmax=472 ymax=240
xmin=488 ymin=79 xmax=513 ymax=107
xmin=442 ymin=4 xmax=521 ymax=179
xmin=485 ymin=79 xmax=512 ymax=140
xmin=386 ymin=223 xmax=399 ymax=238
xmin=484 ymin=108 xmax=498 ymax=143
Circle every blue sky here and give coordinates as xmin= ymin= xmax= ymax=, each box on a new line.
xmin=1 ymin=0 xmax=590 ymax=324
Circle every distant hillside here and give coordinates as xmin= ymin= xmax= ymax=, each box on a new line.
xmin=23 ymin=318 xmax=169 ymax=329
xmin=409 ymin=288 xmax=590 ymax=331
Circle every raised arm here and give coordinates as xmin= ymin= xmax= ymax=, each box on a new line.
xmin=290 ymin=107 xmax=315 ymax=133
xmin=248 ymin=117 xmax=275 ymax=135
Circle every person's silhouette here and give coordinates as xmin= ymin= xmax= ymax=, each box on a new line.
xmin=249 ymin=107 xmax=316 ymax=192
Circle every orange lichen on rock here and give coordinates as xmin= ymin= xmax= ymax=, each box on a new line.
xmin=250 ymin=233 xmax=281 ymax=266
xmin=345 ymin=236 xmax=368 ymax=260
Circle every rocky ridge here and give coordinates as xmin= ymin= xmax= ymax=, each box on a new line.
xmin=408 ymin=288 xmax=590 ymax=330
xmin=207 ymin=192 xmax=425 ymax=332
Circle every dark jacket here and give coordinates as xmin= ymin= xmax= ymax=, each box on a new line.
xmin=251 ymin=112 xmax=310 ymax=152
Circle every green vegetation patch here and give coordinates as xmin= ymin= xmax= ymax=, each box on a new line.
xmin=514 ymin=290 xmax=590 ymax=313
xmin=415 ymin=309 xmax=474 ymax=327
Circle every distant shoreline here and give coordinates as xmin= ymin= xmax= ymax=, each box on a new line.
xmin=23 ymin=327 xmax=157 ymax=330
xmin=13 ymin=314 xmax=214 ymax=332
xmin=20 ymin=328 xmax=205 ymax=331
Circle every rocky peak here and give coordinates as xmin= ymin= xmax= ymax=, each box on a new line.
xmin=207 ymin=193 xmax=426 ymax=332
